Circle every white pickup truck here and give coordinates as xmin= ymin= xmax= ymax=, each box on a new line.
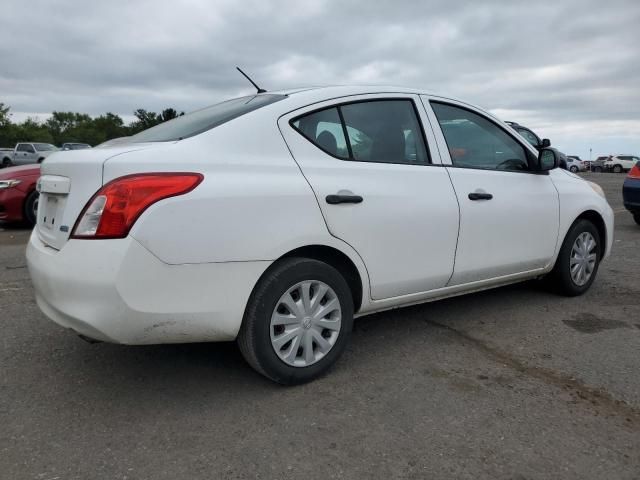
xmin=1 ymin=142 xmax=58 ymax=168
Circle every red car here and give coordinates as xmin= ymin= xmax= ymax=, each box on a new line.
xmin=0 ymin=165 xmax=40 ymax=226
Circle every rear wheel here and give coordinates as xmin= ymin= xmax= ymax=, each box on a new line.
xmin=593 ymin=166 xmax=602 ymax=173
xmin=2 ymin=158 xmax=11 ymax=168
xmin=634 ymin=212 xmax=640 ymax=226
xmin=238 ymin=257 xmax=354 ymax=385
xmin=548 ymin=219 xmax=601 ymax=296
xmin=612 ymin=164 xmax=623 ymax=173
xmin=23 ymin=190 xmax=39 ymax=226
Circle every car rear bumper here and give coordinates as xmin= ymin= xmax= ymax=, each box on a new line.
xmin=26 ymin=231 xmax=271 ymax=344
xmin=623 ymin=178 xmax=640 ymax=211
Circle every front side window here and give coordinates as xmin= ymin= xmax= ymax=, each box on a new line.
xmin=431 ymin=102 xmax=531 ymax=171
xmin=292 ymin=99 xmax=429 ymax=165
xmin=516 ymin=128 xmax=540 ymax=147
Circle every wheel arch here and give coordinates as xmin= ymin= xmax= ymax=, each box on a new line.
xmin=278 ymin=244 xmax=364 ymax=313
xmin=574 ymin=210 xmax=606 ymax=255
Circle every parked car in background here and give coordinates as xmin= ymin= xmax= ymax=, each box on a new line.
xmin=623 ymin=160 xmax=640 ymax=225
xmin=606 ymin=155 xmax=639 ymax=173
xmin=1 ymin=143 xmax=58 ymax=168
xmin=566 ymin=157 xmax=586 ymax=173
xmin=584 ymin=156 xmax=610 ymax=172
xmin=26 ymin=86 xmax=614 ymax=384
xmin=61 ymin=143 xmax=92 ymax=151
xmin=504 ymin=121 xmax=569 ymax=169
xmin=0 ymin=164 xmax=40 ymax=225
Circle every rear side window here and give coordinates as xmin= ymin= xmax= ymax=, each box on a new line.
xmin=17 ymin=144 xmax=35 ymax=153
xmin=292 ymin=108 xmax=349 ymax=159
xmin=292 ymin=99 xmax=429 ymax=165
xmin=126 ymin=94 xmax=287 ymax=143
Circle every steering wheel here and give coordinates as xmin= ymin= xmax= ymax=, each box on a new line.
xmin=495 ymin=159 xmax=527 ymax=171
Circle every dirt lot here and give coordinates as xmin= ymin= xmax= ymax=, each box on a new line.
xmin=1 ymin=172 xmax=639 ymax=479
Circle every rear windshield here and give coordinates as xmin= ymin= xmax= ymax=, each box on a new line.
xmin=125 ymin=94 xmax=287 ymax=143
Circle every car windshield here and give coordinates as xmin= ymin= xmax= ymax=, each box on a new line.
xmin=34 ymin=143 xmax=57 ymax=151
xmin=123 ymin=94 xmax=287 ymax=143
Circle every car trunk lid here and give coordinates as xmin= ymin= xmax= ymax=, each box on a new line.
xmin=35 ymin=144 xmax=159 ymax=250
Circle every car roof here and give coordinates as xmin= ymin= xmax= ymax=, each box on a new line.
xmin=265 ymin=85 xmax=442 ymax=110
xmin=258 ymin=85 xmax=499 ymax=120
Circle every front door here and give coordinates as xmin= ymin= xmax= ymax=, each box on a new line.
xmin=424 ymin=97 xmax=560 ymax=285
xmin=279 ymin=95 xmax=460 ymax=300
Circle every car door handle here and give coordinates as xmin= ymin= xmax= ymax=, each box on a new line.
xmin=326 ymin=194 xmax=363 ymax=205
xmin=468 ymin=192 xmax=493 ymax=201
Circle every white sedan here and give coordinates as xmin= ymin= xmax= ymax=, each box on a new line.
xmin=27 ymin=86 xmax=614 ymax=384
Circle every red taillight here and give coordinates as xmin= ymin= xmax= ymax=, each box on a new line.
xmin=71 ymin=173 xmax=203 ymax=239
xmin=628 ymin=162 xmax=640 ymax=179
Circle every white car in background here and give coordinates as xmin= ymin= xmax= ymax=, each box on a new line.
xmin=566 ymin=156 xmax=587 ymax=173
xmin=1 ymin=143 xmax=58 ymax=168
xmin=606 ymin=155 xmax=640 ymax=173
xmin=27 ymin=86 xmax=614 ymax=384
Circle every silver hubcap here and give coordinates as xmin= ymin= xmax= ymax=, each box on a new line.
xmin=32 ymin=196 xmax=39 ymax=219
xmin=570 ymin=232 xmax=597 ymax=286
xmin=270 ymin=280 xmax=341 ymax=367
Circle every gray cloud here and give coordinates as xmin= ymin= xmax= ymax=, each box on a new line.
xmin=1 ymin=0 xmax=639 ymax=156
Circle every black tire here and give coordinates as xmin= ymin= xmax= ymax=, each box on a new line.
xmin=548 ymin=219 xmax=601 ymax=296
xmin=593 ymin=166 xmax=602 ymax=173
xmin=569 ymin=166 xmax=578 ymax=173
xmin=612 ymin=164 xmax=622 ymax=173
xmin=238 ymin=257 xmax=354 ymax=385
xmin=633 ymin=212 xmax=640 ymax=226
xmin=2 ymin=158 xmax=12 ymax=168
xmin=23 ymin=190 xmax=39 ymax=226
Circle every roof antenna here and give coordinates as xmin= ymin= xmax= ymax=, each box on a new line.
xmin=236 ymin=67 xmax=267 ymax=94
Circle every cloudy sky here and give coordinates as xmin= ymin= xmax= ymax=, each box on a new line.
xmin=1 ymin=0 xmax=638 ymax=157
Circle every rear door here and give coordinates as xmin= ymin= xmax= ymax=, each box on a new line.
xmin=279 ymin=94 xmax=460 ymax=300
xmin=15 ymin=144 xmax=37 ymax=165
xmin=423 ymin=96 xmax=559 ymax=285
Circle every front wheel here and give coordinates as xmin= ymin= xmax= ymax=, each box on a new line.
xmin=238 ymin=257 xmax=354 ymax=385
xmin=634 ymin=212 xmax=640 ymax=226
xmin=548 ymin=219 xmax=601 ymax=296
xmin=569 ymin=166 xmax=578 ymax=173
xmin=24 ymin=190 xmax=39 ymax=226
xmin=593 ymin=166 xmax=602 ymax=173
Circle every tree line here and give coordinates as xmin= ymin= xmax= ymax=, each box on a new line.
xmin=0 ymin=102 xmax=184 ymax=148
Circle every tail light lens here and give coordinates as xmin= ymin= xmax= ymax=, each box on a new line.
xmin=628 ymin=162 xmax=640 ymax=179
xmin=71 ymin=173 xmax=203 ymax=239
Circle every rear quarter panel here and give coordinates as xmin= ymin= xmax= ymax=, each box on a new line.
xmin=103 ymin=109 xmax=361 ymax=267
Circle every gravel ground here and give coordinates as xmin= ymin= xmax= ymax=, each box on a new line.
xmin=1 ymin=172 xmax=638 ymax=479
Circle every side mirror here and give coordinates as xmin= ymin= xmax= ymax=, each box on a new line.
xmin=538 ymin=148 xmax=558 ymax=172
xmin=541 ymin=138 xmax=551 ymax=148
